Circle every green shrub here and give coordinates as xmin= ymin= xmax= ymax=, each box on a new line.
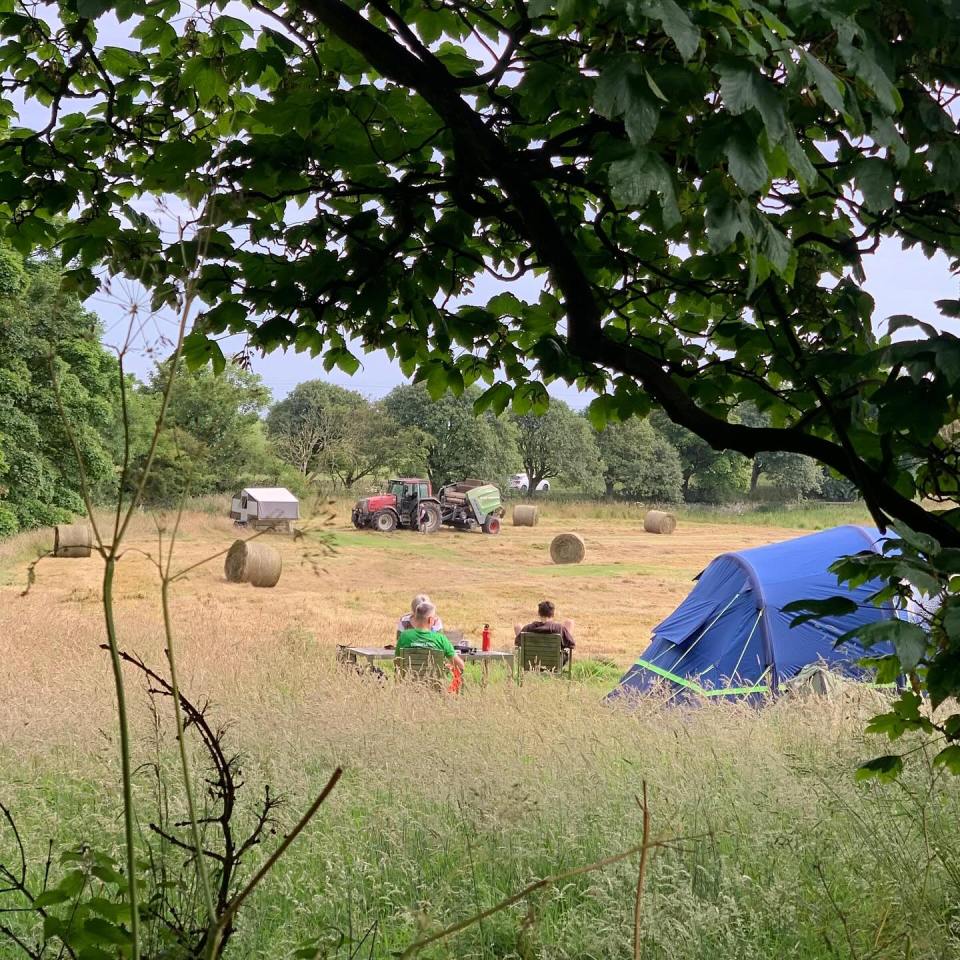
xmin=15 ymin=499 xmax=72 ymax=528
xmin=0 ymin=502 xmax=18 ymax=538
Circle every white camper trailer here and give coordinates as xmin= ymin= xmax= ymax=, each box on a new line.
xmin=230 ymin=487 xmax=300 ymax=532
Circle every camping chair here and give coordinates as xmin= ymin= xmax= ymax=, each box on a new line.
xmin=394 ymin=647 xmax=448 ymax=691
xmin=516 ymin=632 xmax=572 ymax=683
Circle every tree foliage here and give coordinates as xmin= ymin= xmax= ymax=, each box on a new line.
xmin=512 ymin=401 xmax=601 ymax=495
xmin=0 ymin=248 xmax=119 ymax=533
xmin=130 ymin=361 xmax=278 ymax=503
xmin=650 ymin=410 xmax=751 ymax=502
xmin=595 ymin=418 xmax=683 ymax=502
xmin=383 ymin=383 xmax=517 ymax=486
xmin=738 ymin=404 xmax=824 ymax=500
xmin=786 ymin=525 xmax=960 ymax=779
xmin=266 ymin=380 xmax=421 ymax=488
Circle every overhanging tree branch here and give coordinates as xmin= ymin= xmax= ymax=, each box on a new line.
xmin=296 ymin=0 xmax=960 ymax=545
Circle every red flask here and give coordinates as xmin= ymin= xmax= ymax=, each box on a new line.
xmin=481 ymin=624 xmax=491 ymax=652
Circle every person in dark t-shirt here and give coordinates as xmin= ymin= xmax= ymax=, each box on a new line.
xmin=514 ymin=600 xmax=576 ymax=662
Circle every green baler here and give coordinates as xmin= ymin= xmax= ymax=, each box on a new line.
xmin=438 ymin=479 xmax=505 ymax=534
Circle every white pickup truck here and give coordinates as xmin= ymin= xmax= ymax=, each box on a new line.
xmin=509 ymin=472 xmax=550 ymax=494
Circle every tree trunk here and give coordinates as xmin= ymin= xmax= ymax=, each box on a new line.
xmin=604 ymin=478 xmax=615 ymax=499
xmin=750 ymin=460 xmax=762 ymax=494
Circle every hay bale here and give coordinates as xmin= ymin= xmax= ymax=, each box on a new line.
xmin=53 ymin=524 xmax=93 ymax=558
xmin=643 ymin=510 xmax=677 ymax=535
xmin=224 ymin=539 xmax=282 ymax=588
xmin=513 ymin=505 xmax=539 ymax=527
xmin=550 ymin=532 xmax=585 ymax=564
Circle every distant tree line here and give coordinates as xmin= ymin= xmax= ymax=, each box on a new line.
xmin=0 ymin=250 xmax=849 ymax=536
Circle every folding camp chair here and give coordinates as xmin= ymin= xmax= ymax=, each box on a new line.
xmin=516 ymin=632 xmax=572 ymax=683
xmin=394 ymin=647 xmax=448 ymax=690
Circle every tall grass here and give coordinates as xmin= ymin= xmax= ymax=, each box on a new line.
xmin=2 ymin=505 xmax=955 ymax=959
xmin=3 ymin=657 xmax=959 ymax=959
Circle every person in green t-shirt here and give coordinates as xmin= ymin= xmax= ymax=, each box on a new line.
xmin=397 ymin=601 xmax=465 ymax=675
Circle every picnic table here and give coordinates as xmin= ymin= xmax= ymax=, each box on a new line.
xmin=338 ymin=645 xmax=515 ymax=683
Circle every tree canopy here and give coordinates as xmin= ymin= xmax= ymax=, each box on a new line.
xmin=0 ymin=247 xmax=119 ymax=535
xmin=383 ymin=383 xmax=517 ymax=486
xmin=266 ymin=379 xmax=423 ymax=487
xmin=595 ymin=417 xmax=683 ymax=502
xmin=512 ymin=400 xmax=601 ymax=495
xmin=2 ymin=0 xmax=960 ymax=542
xmin=130 ymin=361 xmax=279 ymax=502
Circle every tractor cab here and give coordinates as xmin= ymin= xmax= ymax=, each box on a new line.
xmin=391 ymin=478 xmax=431 ymax=522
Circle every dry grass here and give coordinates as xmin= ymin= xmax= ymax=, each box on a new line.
xmin=2 ymin=504 xmax=959 ymax=958
xmin=0 ymin=502 xmax=813 ymax=749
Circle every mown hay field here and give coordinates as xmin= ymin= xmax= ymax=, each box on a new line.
xmin=2 ymin=503 xmax=959 ymax=959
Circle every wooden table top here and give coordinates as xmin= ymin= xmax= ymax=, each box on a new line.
xmin=343 ymin=646 xmax=514 ymax=662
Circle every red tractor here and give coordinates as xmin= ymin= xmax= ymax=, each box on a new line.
xmin=352 ymin=478 xmax=505 ymax=534
xmin=351 ymin=479 xmax=443 ymax=533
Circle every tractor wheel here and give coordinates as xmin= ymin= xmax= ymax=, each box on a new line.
xmin=372 ymin=510 xmax=398 ymax=532
xmin=482 ymin=516 xmax=501 ymax=535
xmin=418 ymin=502 xmax=442 ymax=533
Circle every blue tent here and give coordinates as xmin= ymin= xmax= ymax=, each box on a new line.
xmin=610 ymin=525 xmax=895 ymax=701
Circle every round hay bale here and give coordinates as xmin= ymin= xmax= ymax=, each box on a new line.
xmin=224 ymin=540 xmax=282 ymax=588
xmin=643 ymin=510 xmax=677 ymax=535
xmin=550 ymin=532 xmax=585 ymax=565
xmin=53 ymin=523 xmax=93 ymax=558
xmin=513 ymin=505 xmax=539 ymax=527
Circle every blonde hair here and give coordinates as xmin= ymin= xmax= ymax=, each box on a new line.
xmin=411 ymin=593 xmax=431 ymax=614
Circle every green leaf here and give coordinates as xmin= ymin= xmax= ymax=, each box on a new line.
xmin=926 ymin=654 xmax=960 ymax=709
xmin=33 ymin=888 xmax=71 ymax=908
xmin=511 ymin=382 xmax=550 ymax=416
xmin=608 ymin=148 xmax=680 ymax=227
xmin=474 ymin=382 xmax=512 ymax=416
xmin=853 ymin=158 xmax=895 ymax=212
xmin=837 ymin=25 xmax=901 ymax=114
xmin=933 ymin=744 xmax=960 ymax=774
xmin=586 ymin=395 xmax=618 ymax=431
xmin=641 ymin=0 xmax=700 ymax=60
xmin=936 ymin=299 xmax=960 ymax=319
xmin=892 ymin=627 xmax=928 ymax=672
xmin=891 ymin=522 xmax=940 ymax=557
xmin=83 ymin=917 xmax=132 ymax=946
xmin=801 ymin=52 xmax=846 ymax=114
xmin=705 ymin=197 xmax=751 ymax=251
xmin=76 ymin=0 xmax=114 ymax=16
xmin=645 ymin=69 xmax=668 ymax=102
xmin=855 ymin=754 xmax=903 ymax=782
xmin=758 ymin=218 xmax=792 ymax=274
xmin=182 ymin=331 xmax=226 ymax=374
xmin=595 ymin=55 xmax=660 ymax=145
xmin=425 ymin=363 xmax=449 ymax=400
xmin=850 ymin=620 xmax=928 ymax=670
xmin=783 ymin=595 xmax=858 ymax=626
xmin=717 ymin=60 xmax=787 ymax=142
xmin=887 ymin=314 xmax=939 ymax=338
xmin=724 ymin=130 xmax=769 ymax=194
xmin=98 ymin=46 xmax=143 ymax=77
